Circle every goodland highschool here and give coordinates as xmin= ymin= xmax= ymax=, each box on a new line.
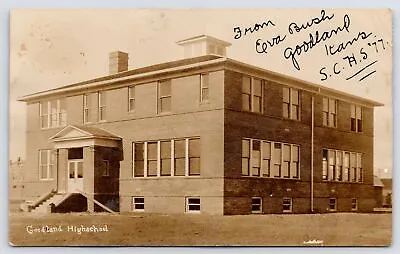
xmin=18 ymin=35 xmax=383 ymax=215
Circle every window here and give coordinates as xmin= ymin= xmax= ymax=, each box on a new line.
xmin=322 ymin=149 xmax=328 ymax=180
xmin=128 ymin=86 xmax=135 ymax=112
xmin=200 ymin=74 xmax=209 ymax=102
xmin=174 ymin=139 xmax=186 ymax=176
xmin=147 ymin=142 xmax=158 ymax=177
xmin=351 ymin=198 xmax=358 ymax=211
xmin=351 ymin=105 xmax=362 ymax=132
xmin=273 ymin=143 xmax=282 ymax=178
xmin=322 ymin=97 xmax=337 ymax=127
xmin=83 ymin=92 xmax=98 ymax=123
xmin=160 ymin=140 xmax=171 ymax=176
xmin=98 ymin=91 xmax=106 ymax=121
xmin=283 ymin=87 xmax=300 ymax=120
xmin=38 ymin=150 xmax=55 ymax=180
xmin=323 ymin=149 xmax=361 ymax=183
xmin=241 ymin=139 xmax=250 ymax=176
xmin=243 ymin=139 xmax=299 ymax=179
xmin=328 ymin=150 xmax=335 ymax=181
xmin=357 ymin=153 xmax=363 ymax=182
xmin=343 ymin=152 xmax=350 ymax=182
xmin=252 ymin=197 xmax=262 ymax=213
xmin=102 ymin=160 xmax=110 ymax=176
xmin=241 ymin=76 xmax=264 ymax=113
xmin=262 ymin=141 xmax=271 ymax=177
xmin=251 ymin=140 xmax=261 ymax=176
xmin=39 ymin=99 xmax=67 ymax=128
xmin=350 ymin=153 xmax=357 ymax=182
xmin=133 ymin=197 xmax=144 ymax=212
xmin=133 ymin=142 xmax=144 ymax=177
xmin=158 ymin=80 xmax=172 ymax=113
xmin=133 ymin=138 xmax=201 ymax=178
xmin=283 ymin=198 xmax=292 ymax=212
xmin=189 ymin=138 xmax=200 ymax=175
xmin=329 ymin=198 xmax=337 ymax=211
xmin=186 ymin=197 xmax=201 ymax=213
xmin=291 ymin=145 xmax=300 ymax=178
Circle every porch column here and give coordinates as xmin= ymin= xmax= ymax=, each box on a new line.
xmin=57 ymin=148 xmax=68 ymax=193
xmin=83 ymin=146 xmax=95 ymax=212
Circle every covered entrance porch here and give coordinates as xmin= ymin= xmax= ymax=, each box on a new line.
xmin=49 ymin=125 xmax=123 ymax=212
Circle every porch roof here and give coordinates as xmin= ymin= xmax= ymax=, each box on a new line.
xmin=50 ymin=125 xmax=122 ymax=149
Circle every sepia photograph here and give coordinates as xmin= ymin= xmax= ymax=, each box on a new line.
xmin=8 ymin=8 xmax=392 ymax=246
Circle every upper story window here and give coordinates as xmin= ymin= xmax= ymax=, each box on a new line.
xmin=200 ymin=73 xmax=209 ymax=102
xmin=242 ymin=138 xmax=300 ymax=179
xmin=351 ymin=104 xmax=362 ymax=132
xmin=322 ymin=148 xmax=362 ymax=183
xmin=98 ymin=91 xmax=106 ymax=121
xmin=158 ymin=80 xmax=172 ymax=113
xmin=38 ymin=149 xmax=55 ymax=180
xmin=322 ymin=97 xmax=337 ymax=127
xmin=282 ymin=87 xmax=300 ymax=120
xmin=39 ymin=99 xmax=67 ymax=129
xmin=133 ymin=137 xmax=200 ymax=178
xmin=83 ymin=92 xmax=106 ymax=123
xmin=242 ymin=76 xmax=263 ymax=113
xmin=128 ymin=86 xmax=135 ymax=112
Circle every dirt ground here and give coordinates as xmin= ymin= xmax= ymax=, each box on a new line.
xmin=8 ymin=212 xmax=391 ymax=246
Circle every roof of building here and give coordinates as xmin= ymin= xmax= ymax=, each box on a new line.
xmin=19 ymin=54 xmax=384 ymax=107
xmin=373 ymin=175 xmax=384 ymax=187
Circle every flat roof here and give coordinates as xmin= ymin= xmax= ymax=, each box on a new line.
xmin=19 ymin=55 xmax=384 ymax=107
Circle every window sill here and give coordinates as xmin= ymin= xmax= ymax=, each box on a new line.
xmin=39 ymin=178 xmax=54 ymax=181
xmin=132 ymin=175 xmax=201 ymax=179
xmin=242 ymin=176 xmax=301 ymax=180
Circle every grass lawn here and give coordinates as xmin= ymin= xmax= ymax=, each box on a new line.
xmin=8 ymin=212 xmax=391 ymax=246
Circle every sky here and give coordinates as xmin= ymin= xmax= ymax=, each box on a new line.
xmin=9 ymin=9 xmax=393 ymax=177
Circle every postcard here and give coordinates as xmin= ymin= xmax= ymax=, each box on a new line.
xmin=9 ymin=8 xmax=392 ymax=246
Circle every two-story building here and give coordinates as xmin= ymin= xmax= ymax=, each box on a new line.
xmin=19 ymin=35 xmax=382 ymax=215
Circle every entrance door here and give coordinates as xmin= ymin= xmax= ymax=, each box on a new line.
xmin=68 ymin=160 xmax=83 ymax=192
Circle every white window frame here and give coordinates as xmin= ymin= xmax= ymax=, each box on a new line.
xmin=83 ymin=94 xmax=91 ymax=124
xmin=282 ymin=197 xmax=293 ymax=213
xmin=242 ymin=76 xmax=264 ymax=114
xmin=251 ymin=197 xmax=262 ymax=214
xmin=38 ymin=149 xmax=54 ymax=180
xmin=322 ymin=97 xmax=337 ymax=128
xmin=128 ymin=86 xmax=135 ymax=112
xmin=351 ymin=104 xmax=363 ymax=132
xmin=132 ymin=137 xmax=200 ymax=178
xmin=200 ymin=73 xmax=209 ymax=103
xmin=186 ymin=197 xmax=201 ymax=213
xmin=157 ymin=80 xmax=172 ymax=114
xmin=351 ymin=198 xmax=358 ymax=211
xmin=282 ymin=87 xmax=300 ymax=120
xmin=39 ymin=99 xmax=67 ymax=129
xmin=329 ymin=198 xmax=337 ymax=211
xmin=132 ymin=197 xmax=145 ymax=212
xmin=98 ymin=91 xmax=106 ymax=121
xmin=242 ymin=138 xmax=300 ymax=180
xmin=323 ymin=149 xmax=362 ymax=183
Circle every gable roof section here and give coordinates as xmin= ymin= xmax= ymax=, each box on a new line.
xmin=50 ymin=125 xmax=121 ymax=142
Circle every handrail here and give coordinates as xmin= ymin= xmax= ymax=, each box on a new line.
xmin=75 ymin=189 xmax=116 ymax=214
xmin=29 ymin=189 xmax=55 ymax=211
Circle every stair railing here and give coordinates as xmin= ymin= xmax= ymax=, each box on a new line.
xmin=28 ymin=189 xmax=55 ymax=212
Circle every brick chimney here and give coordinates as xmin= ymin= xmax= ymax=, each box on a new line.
xmin=109 ymin=51 xmax=129 ymax=74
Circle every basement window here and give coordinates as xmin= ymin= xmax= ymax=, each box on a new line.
xmin=133 ymin=197 xmax=144 ymax=212
xmin=186 ymin=197 xmax=201 ymax=213
xmin=251 ymin=197 xmax=262 ymax=213
xmin=282 ymin=198 xmax=292 ymax=213
xmin=351 ymin=198 xmax=358 ymax=211
xmin=329 ymin=198 xmax=337 ymax=211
